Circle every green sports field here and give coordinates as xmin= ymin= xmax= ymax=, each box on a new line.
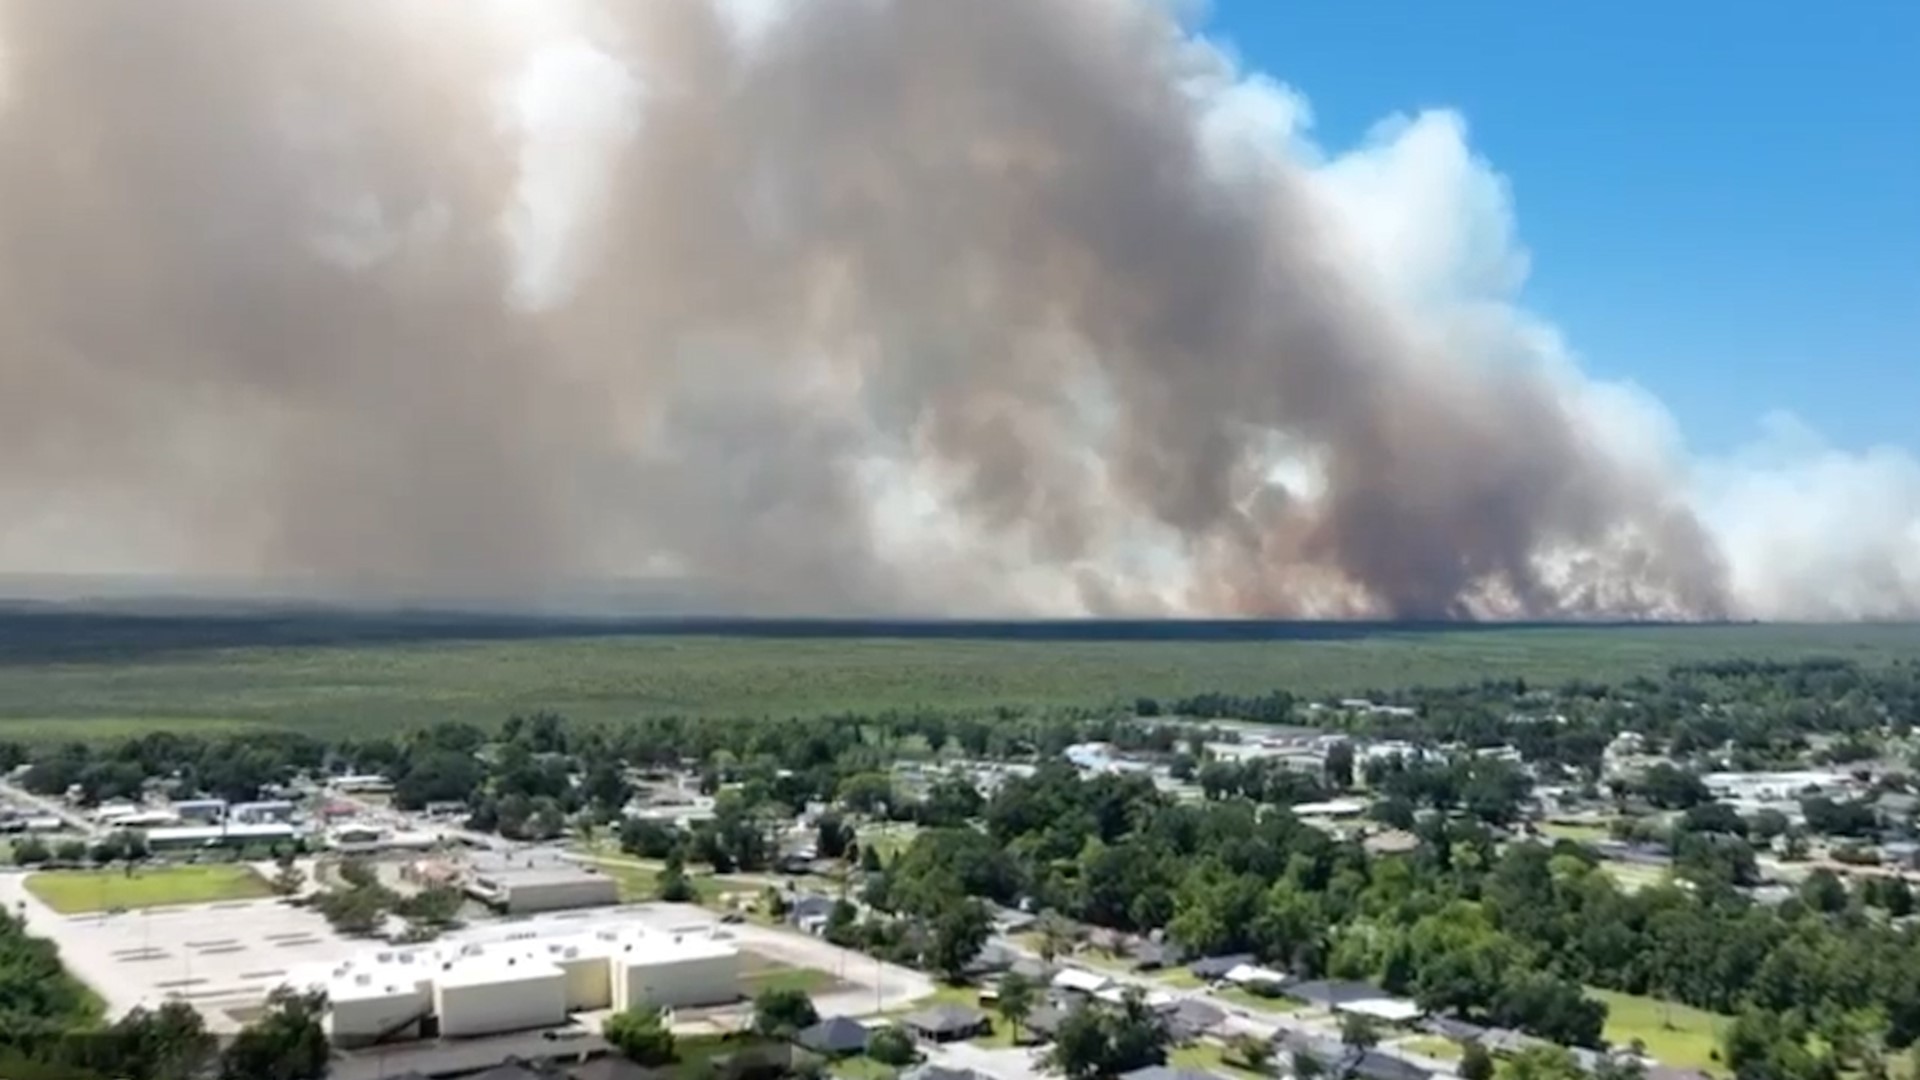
xmin=0 ymin=618 xmax=1915 ymax=738
xmin=24 ymin=864 xmax=274 ymax=913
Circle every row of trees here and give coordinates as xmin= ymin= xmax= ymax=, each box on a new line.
xmin=0 ymin=938 xmax=327 ymax=1080
xmin=309 ymin=857 xmax=462 ymax=937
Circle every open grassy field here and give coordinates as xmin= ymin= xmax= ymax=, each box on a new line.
xmin=1 ymin=613 xmax=1916 ymax=737
xmin=1590 ymin=987 xmax=1732 ymax=1075
xmin=1600 ymin=862 xmax=1672 ymax=893
xmin=25 ymin=864 xmax=273 ymax=913
xmin=739 ymin=957 xmax=842 ymax=997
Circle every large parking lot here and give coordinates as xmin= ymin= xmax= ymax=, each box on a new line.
xmin=0 ymin=870 xmax=349 ymax=1029
xmin=0 ymin=871 xmax=932 ymax=1033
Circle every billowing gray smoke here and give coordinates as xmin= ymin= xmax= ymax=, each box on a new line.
xmin=0 ymin=0 xmax=1744 ymax=618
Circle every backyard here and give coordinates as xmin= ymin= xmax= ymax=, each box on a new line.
xmin=1590 ymin=988 xmax=1732 ymax=1075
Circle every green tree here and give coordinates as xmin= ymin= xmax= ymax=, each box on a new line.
xmin=1046 ymin=994 xmax=1168 ymax=1080
xmin=314 ymin=886 xmax=387 ymax=936
xmin=107 ymin=1000 xmax=217 ymax=1080
xmin=603 ymin=1005 xmax=676 ymax=1066
xmin=270 ymin=862 xmax=306 ymax=897
xmin=1461 ymin=1041 xmax=1496 ymax=1080
xmin=337 ymin=858 xmax=378 ymax=889
xmin=837 ymin=773 xmax=894 ymax=814
xmin=1800 ymin=870 xmax=1848 ymax=914
xmin=1340 ymin=1013 xmax=1379 ymax=1053
xmin=395 ymin=886 xmax=462 ymax=926
xmin=996 ymin=971 xmax=1036 ymax=1041
xmin=1324 ymin=742 xmax=1356 ymax=790
xmin=218 ymin=987 xmax=328 ymax=1080
xmin=752 ymin=986 xmax=820 ymax=1038
xmin=619 ymin=818 xmax=681 ymax=860
xmin=867 ymin=1025 xmax=918 ymax=1067
xmin=657 ymin=851 xmax=696 ymax=903
xmin=1230 ymin=1033 xmax=1275 ymax=1074
xmin=11 ymin=835 xmax=51 ymax=866
xmin=583 ymin=760 xmax=632 ymax=817
xmin=1036 ymin=910 xmax=1078 ymax=964
xmin=1497 ymin=1046 xmax=1588 ymax=1080
xmin=816 ymin=814 xmax=854 ymax=860
xmin=919 ymin=776 xmax=984 ymax=828
xmin=1049 ymin=1006 xmax=1115 ymax=1080
xmin=927 ymin=899 xmax=993 ymax=983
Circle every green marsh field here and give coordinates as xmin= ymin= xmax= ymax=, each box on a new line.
xmin=0 ymin=612 xmax=1915 ymax=738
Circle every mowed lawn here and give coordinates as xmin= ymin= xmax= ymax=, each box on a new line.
xmin=25 ymin=864 xmax=274 ymax=913
xmin=1590 ymin=988 xmax=1732 ymax=1075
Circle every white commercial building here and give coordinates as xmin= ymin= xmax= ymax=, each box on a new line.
xmin=467 ymin=856 xmax=619 ymax=914
xmin=1703 ymin=770 xmax=1856 ymax=803
xmin=287 ymin=950 xmax=436 ymax=1047
xmin=285 ymin=922 xmax=739 ymax=1046
xmin=608 ymin=932 xmax=739 ymax=1012
xmin=433 ymin=951 xmax=569 ymax=1039
xmin=144 ymin=821 xmax=301 ymax=850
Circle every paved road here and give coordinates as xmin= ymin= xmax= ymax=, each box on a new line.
xmin=0 ymin=778 xmax=100 ymax=836
xmin=930 ymin=1040 xmax=1050 ymax=1080
xmin=322 ymin=789 xmax=508 ymax=852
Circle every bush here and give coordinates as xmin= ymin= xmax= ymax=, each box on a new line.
xmin=11 ymin=836 xmax=51 ymax=866
xmin=868 ymin=1025 xmax=917 ymax=1067
xmin=604 ymin=1005 xmax=676 ymax=1066
xmin=752 ymin=986 xmax=819 ymax=1037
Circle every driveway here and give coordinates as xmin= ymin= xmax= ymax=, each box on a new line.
xmin=928 ymin=1039 xmax=1051 ymax=1080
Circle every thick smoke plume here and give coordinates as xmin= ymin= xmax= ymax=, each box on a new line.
xmin=0 ymin=0 xmax=1910 ymax=619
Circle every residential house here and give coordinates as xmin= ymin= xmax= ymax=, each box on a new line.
xmin=1275 ymin=1031 xmax=1436 ymax=1080
xmin=902 ymin=1004 xmax=990 ymax=1043
xmin=1024 ymin=1000 xmax=1077 ymax=1043
xmin=1351 ymin=1051 xmax=1437 ymax=1080
xmin=786 ymin=893 xmax=838 ymax=934
xmin=1051 ymin=967 xmax=1111 ymax=997
xmin=1186 ymin=953 xmax=1256 ymax=982
xmin=1420 ymin=1017 xmax=1539 ymax=1056
xmin=1286 ymin=980 xmax=1422 ymax=1021
xmin=1156 ymin=999 xmax=1226 ymax=1043
xmin=962 ymin=942 xmax=1019 ymax=980
xmin=1130 ymin=940 xmax=1186 ymax=972
xmin=795 ymin=1017 xmax=871 ymax=1057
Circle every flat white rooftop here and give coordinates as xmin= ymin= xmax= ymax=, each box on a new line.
xmin=435 ymin=951 xmax=563 ymax=988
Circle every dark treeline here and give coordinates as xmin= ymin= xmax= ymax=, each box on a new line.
xmin=0 ymin=607 xmax=1667 ymax=664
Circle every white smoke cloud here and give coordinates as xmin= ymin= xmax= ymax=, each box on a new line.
xmin=0 ymin=0 xmax=1913 ymax=621
xmin=1698 ymin=414 xmax=1920 ymax=620
xmin=1171 ymin=43 xmax=1920 ymax=620
xmin=501 ymin=40 xmax=643 ymax=310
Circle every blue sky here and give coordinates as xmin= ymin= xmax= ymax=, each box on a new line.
xmin=1203 ymin=2 xmax=1919 ymax=456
